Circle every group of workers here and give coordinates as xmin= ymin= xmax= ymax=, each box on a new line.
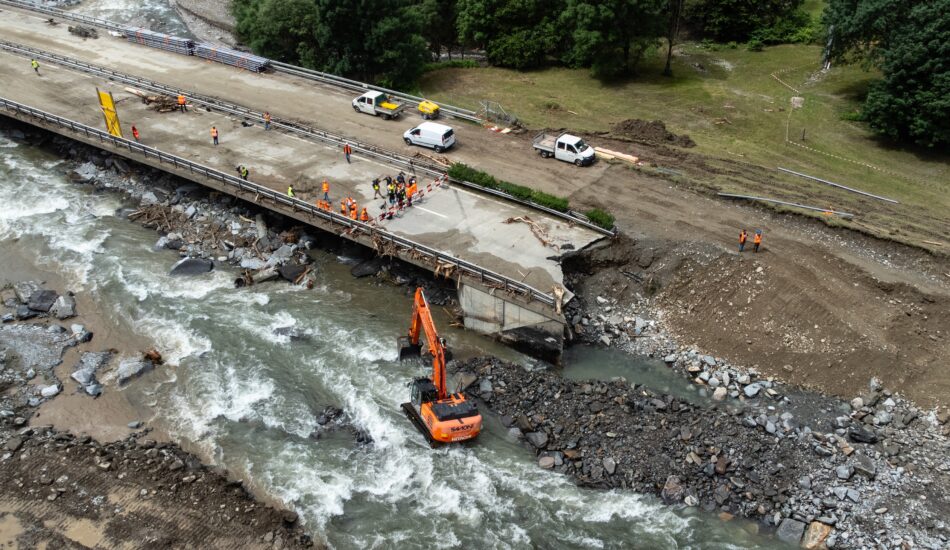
xmin=738 ymin=229 xmax=763 ymax=253
xmin=375 ymin=172 xmax=419 ymax=208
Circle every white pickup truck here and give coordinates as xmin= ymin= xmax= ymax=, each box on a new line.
xmin=533 ymin=132 xmax=595 ymax=166
xmin=352 ymin=91 xmax=406 ymax=120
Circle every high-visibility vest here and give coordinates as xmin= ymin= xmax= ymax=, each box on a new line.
xmin=360 ymin=208 xmax=369 ymax=221
xmin=264 ymin=113 xmax=271 ymax=122
xmin=322 ymin=181 xmax=329 ymax=193
xmin=754 ymin=233 xmax=762 ymax=244
xmin=287 ymin=187 xmax=295 ymax=197
xmin=132 ymin=127 xmax=140 ymax=139
xmin=178 ymin=95 xmax=186 ymax=105
xmin=211 ymin=128 xmax=218 ymax=137
xmin=31 ymin=60 xmax=38 ymax=69
xmin=343 ymin=144 xmax=352 ymax=154
xmin=739 ymin=232 xmax=747 ymax=244
xmin=407 ymin=184 xmax=417 ymax=197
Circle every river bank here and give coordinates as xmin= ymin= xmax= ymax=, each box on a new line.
xmin=0 ymin=281 xmax=314 ymax=549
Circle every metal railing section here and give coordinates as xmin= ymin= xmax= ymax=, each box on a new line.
xmin=0 ymin=39 xmax=615 ymax=236
xmin=0 ymin=96 xmax=556 ymax=307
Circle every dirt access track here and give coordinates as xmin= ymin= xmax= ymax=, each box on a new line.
xmin=1 ymin=5 xmax=948 ymax=408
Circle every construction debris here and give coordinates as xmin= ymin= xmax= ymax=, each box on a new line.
xmin=68 ymin=25 xmax=98 ymax=39
xmin=504 ymin=216 xmax=559 ymax=252
xmin=124 ymin=87 xmax=186 ymax=113
xmin=594 ymin=147 xmax=639 ymax=165
xmin=412 ymin=151 xmax=452 ymax=167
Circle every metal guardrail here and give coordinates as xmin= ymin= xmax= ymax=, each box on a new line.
xmin=268 ymin=61 xmax=480 ymax=123
xmin=0 ymin=0 xmax=123 ymax=31
xmin=0 ymin=96 xmax=557 ymax=307
xmin=0 ymin=39 xmax=616 ymax=236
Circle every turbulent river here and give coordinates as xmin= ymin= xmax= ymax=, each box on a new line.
xmin=2 ymin=4 xmax=782 ymax=545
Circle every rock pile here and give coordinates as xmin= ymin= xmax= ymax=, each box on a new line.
xmin=457 ymin=358 xmax=950 ymax=549
xmin=2 ymin=282 xmax=77 ymax=322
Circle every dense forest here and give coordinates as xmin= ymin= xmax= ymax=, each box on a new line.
xmin=232 ymin=0 xmax=948 ymax=148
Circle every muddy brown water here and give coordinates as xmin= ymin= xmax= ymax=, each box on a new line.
xmin=0 ymin=118 xmax=786 ymax=548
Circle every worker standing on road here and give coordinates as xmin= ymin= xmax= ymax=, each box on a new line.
xmin=349 ymin=202 xmax=358 ymax=220
xmin=31 ymin=59 xmax=40 ymax=75
xmin=340 ymin=199 xmax=348 ymax=215
xmin=287 ymin=185 xmax=295 ymax=198
xmin=396 ymin=184 xmax=407 ymax=208
xmin=263 ymin=111 xmax=271 ymax=130
xmin=177 ymin=94 xmax=186 ymax=113
xmin=322 ymin=179 xmax=330 ymax=201
xmin=343 ymin=143 xmax=352 ymax=163
xmin=738 ymin=229 xmax=747 ymax=252
xmin=237 ymin=165 xmax=249 ymax=180
xmin=397 ymin=172 xmax=406 ymax=185
xmin=131 ymin=125 xmax=140 ymax=142
xmin=753 ymin=230 xmax=762 ymax=253
xmin=211 ymin=126 xmax=219 ymax=145
xmin=372 ymin=178 xmax=383 ymax=200
xmin=360 ymin=207 xmax=369 ymax=222
xmin=387 ymin=180 xmax=396 ymax=206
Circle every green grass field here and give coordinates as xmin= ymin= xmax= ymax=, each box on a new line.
xmin=419 ymin=40 xmax=950 ymax=249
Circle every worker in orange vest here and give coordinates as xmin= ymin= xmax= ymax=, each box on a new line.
xmin=210 ymin=126 xmax=219 ymax=145
xmin=738 ymin=229 xmax=747 ymax=252
xmin=360 ymin=207 xmax=369 ymax=222
xmin=343 ymin=143 xmax=352 ymax=164
xmin=263 ymin=111 xmax=271 ymax=130
xmin=349 ymin=202 xmax=358 ymax=219
xmin=753 ymin=230 xmax=763 ymax=253
xmin=322 ymin=179 xmax=330 ymax=201
xmin=131 ymin=125 xmax=140 ymax=142
xmin=177 ymin=94 xmax=186 ymax=113
xmin=340 ymin=199 xmax=348 ymax=215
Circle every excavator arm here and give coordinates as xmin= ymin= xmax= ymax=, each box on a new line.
xmin=404 ymin=288 xmax=447 ymax=399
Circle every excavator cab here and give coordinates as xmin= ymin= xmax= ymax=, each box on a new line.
xmin=398 ymin=288 xmax=482 ymax=445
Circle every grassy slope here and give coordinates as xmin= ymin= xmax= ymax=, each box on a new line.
xmin=419 ymin=40 xmax=950 ymax=248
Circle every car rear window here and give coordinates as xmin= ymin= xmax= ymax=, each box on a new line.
xmin=442 ymin=129 xmax=454 ymax=139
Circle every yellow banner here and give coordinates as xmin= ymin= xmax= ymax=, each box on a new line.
xmin=96 ymin=88 xmax=123 ymax=138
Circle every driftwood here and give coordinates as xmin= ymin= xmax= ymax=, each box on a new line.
xmin=503 ymin=216 xmax=559 ymax=252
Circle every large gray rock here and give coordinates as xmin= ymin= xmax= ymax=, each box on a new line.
xmin=12 ymin=281 xmax=41 ymax=304
xmin=39 ymin=384 xmax=61 ymax=398
xmin=350 ymin=257 xmax=384 ymax=278
xmin=743 ymin=383 xmax=762 ymax=398
xmin=170 ymin=258 xmax=214 ymax=276
xmin=525 ymin=431 xmax=548 ymax=449
xmin=278 ymin=263 xmax=308 ymax=283
xmin=239 ymin=258 xmax=266 ymax=270
xmin=661 ymin=475 xmax=684 ymax=503
xmin=71 ymin=351 xmax=112 ymax=388
xmin=50 ymin=294 xmax=77 ymax=319
xmin=776 ymin=518 xmax=806 ymax=545
xmin=27 ymin=290 xmax=58 ymax=313
xmin=116 ymin=358 xmax=154 ymax=385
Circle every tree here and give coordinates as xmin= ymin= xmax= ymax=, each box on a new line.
xmin=683 ymin=0 xmax=804 ymax=42
xmin=824 ymin=0 xmax=950 ymax=148
xmin=663 ymin=0 xmax=685 ymax=76
xmin=457 ymin=0 xmax=563 ymax=70
xmin=232 ymin=0 xmax=429 ymax=89
xmin=410 ymin=0 xmax=459 ymax=60
xmin=560 ymin=0 xmax=667 ymax=78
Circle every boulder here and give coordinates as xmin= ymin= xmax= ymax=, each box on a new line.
xmin=661 ymin=475 xmax=684 ymax=503
xmin=240 ymin=258 xmax=266 ymax=270
xmin=278 ymin=263 xmax=309 ymax=283
xmin=27 ymin=290 xmax=59 ymax=313
xmin=801 ymin=521 xmax=833 ymax=549
xmin=848 ymin=426 xmax=878 ymax=444
xmin=603 ymin=457 xmax=616 ymax=475
xmin=743 ymin=383 xmax=762 ymax=398
xmin=835 ymin=465 xmax=853 ymax=480
xmin=712 ymin=387 xmax=728 ymax=401
xmin=525 ymin=431 xmax=548 ymax=449
xmin=116 ymin=358 xmax=154 ymax=385
xmin=350 ymin=258 xmax=384 ymax=278
xmin=170 ymin=258 xmax=214 ymax=276
xmin=776 ymin=518 xmax=806 ymax=545
xmin=539 ymin=456 xmax=555 ymax=469
xmin=39 ymin=384 xmax=61 ymax=398
xmin=71 ymin=351 xmax=112 ymax=388
xmin=12 ymin=281 xmax=41 ymax=304
xmin=14 ymin=305 xmax=37 ymax=320
xmin=50 ymin=294 xmax=77 ymax=319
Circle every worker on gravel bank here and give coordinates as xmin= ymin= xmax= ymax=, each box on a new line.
xmin=31 ymin=59 xmax=40 ymax=75
xmin=753 ymin=230 xmax=763 ymax=253
xmin=738 ymin=229 xmax=747 ymax=252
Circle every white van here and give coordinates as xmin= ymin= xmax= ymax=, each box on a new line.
xmin=403 ymin=122 xmax=456 ymax=153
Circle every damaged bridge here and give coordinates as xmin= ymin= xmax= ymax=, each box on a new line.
xmin=0 ymin=2 xmax=607 ymax=357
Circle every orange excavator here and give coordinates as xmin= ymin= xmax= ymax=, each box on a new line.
xmin=398 ymin=288 xmax=482 ymax=445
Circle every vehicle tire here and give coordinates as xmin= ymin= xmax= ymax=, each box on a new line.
xmin=352 ymin=105 xmax=359 ymax=113
xmin=575 ymin=158 xmax=584 ymax=166
xmin=434 ymin=146 xmax=444 ymax=153
xmin=544 ymin=151 xmax=552 ymax=159
xmin=384 ymin=114 xmax=392 ymax=120
xmin=404 ymin=138 xmax=413 ymax=146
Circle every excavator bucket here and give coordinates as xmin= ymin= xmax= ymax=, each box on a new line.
xmin=397 ymin=336 xmax=422 ymax=360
